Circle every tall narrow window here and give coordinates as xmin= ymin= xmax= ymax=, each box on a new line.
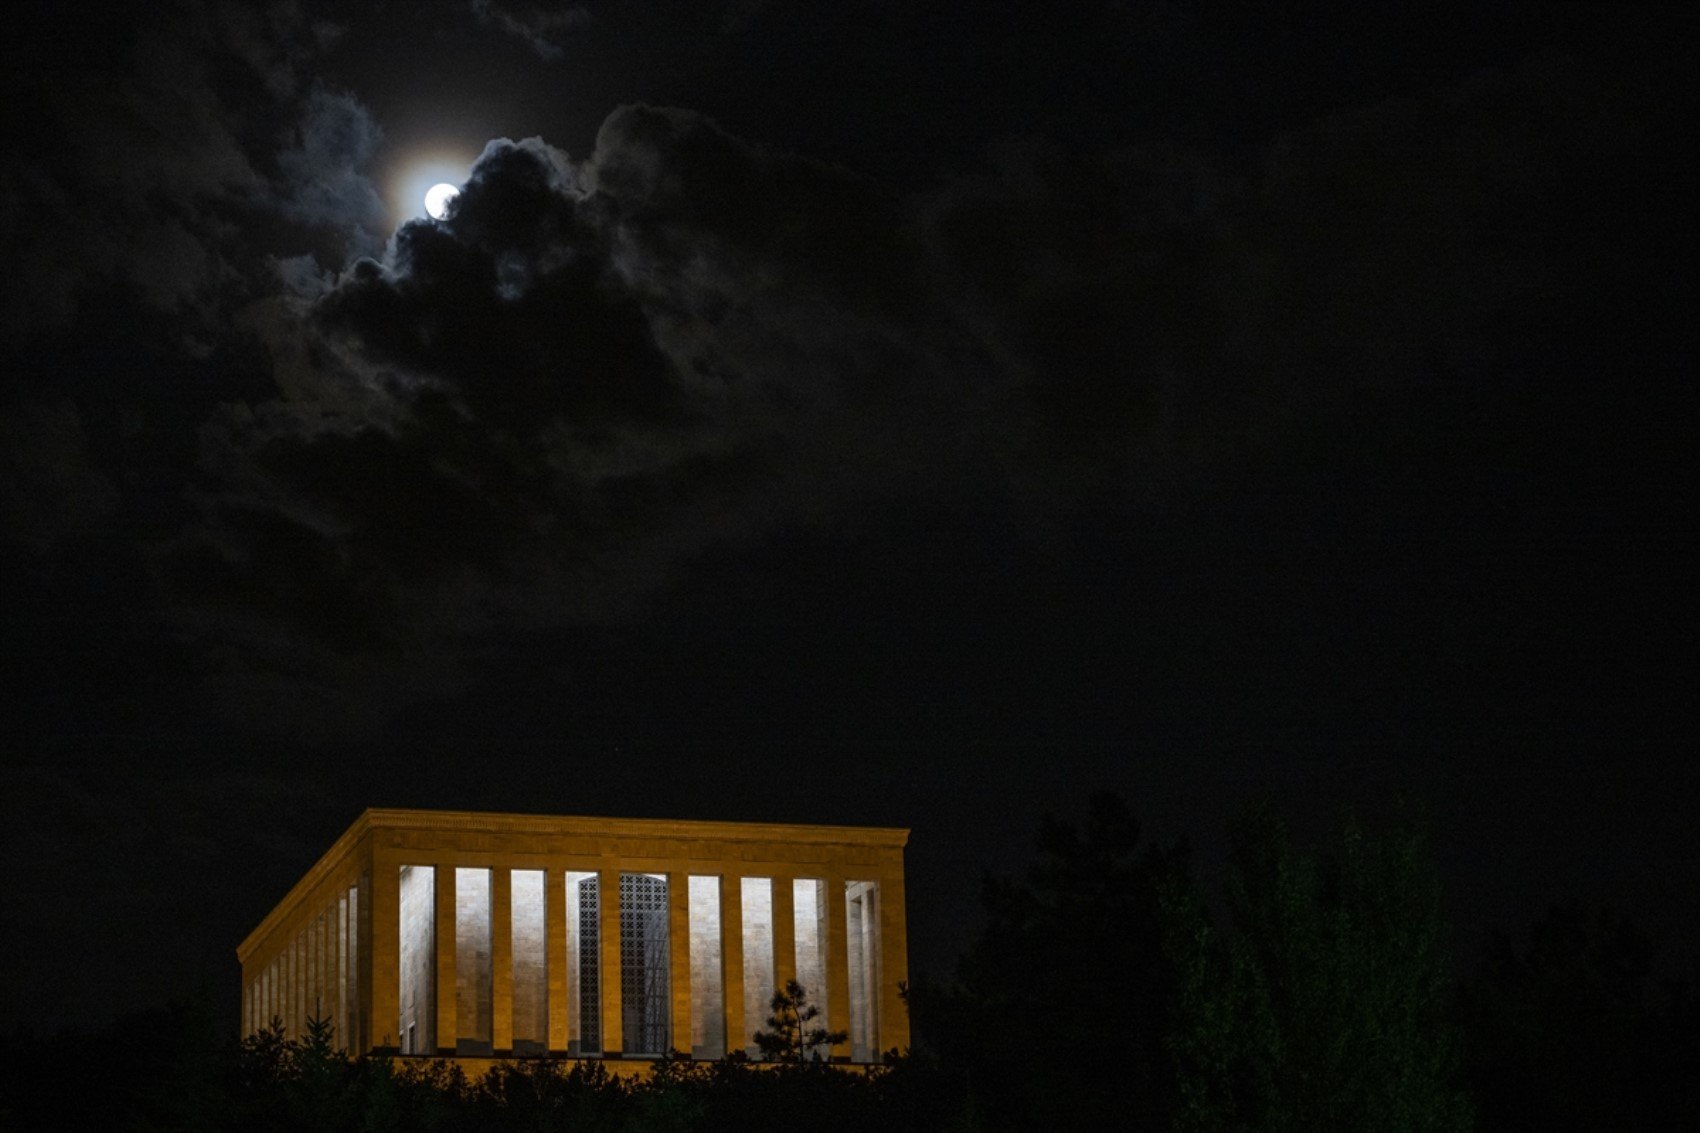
xmin=845 ymin=881 xmax=881 ymax=1062
xmin=688 ymin=875 xmax=725 ymax=1059
xmin=455 ymin=867 xmax=493 ymax=1054
xmin=398 ymin=865 xmax=435 ymax=1054
xmin=565 ymin=871 xmax=600 ymax=1055
xmin=741 ymin=877 xmax=774 ymax=1056
xmin=511 ymin=869 xmax=548 ymax=1054
xmin=793 ymin=879 xmax=829 ymax=1035
xmin=620 ymin=872 xmax=670 ymax=1055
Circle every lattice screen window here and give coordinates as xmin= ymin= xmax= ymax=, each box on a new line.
xmin=619 ymin=872 xmax=671 ymax=1055
xmin=577 ymin=875 xmax=601 ymax=1052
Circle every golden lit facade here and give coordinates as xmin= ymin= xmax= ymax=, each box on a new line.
xmin=236 ymin=809 xmax=909 ymax=1063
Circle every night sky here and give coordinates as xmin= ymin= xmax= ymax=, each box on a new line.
xmin=2 ymin=2 xmax=1692 ymax=1036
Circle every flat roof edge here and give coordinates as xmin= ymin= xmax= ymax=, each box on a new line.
xmin=237 ymin=808 xmax=909 ymax=963
xmin=236 ymin=808 xmax=373 ymax=963
xmin=361 ymin=808 xmax=910 ymax=846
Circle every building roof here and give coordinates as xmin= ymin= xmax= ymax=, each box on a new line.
xmin=238 ymin=808 xmax=908 ymax=961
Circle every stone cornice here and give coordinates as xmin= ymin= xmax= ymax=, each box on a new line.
xmin=236 ymin=808 xmax=373 ymax=963
xmin=237 ymin=808 xmax=909 ymax=963
xmin=363 ymin=808 xmax=910 ymax=848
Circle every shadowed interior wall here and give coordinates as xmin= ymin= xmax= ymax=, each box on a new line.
xmin=846 ymin=880 xmax=880 ymax=1062
xmin=741 ymin=876 xmax=774 ymax=1055
xmin=398 ymin=865 xmax=435 ymax=1054
xmin=511 ymin=869 xmax=547 ymax=1053
xmin=565 ymin=871 xmax=599 ymax=1055
xmin=687 ymin=875 xmax=725 ymax=1059
xmin=455 ymin=867 xmax=493 ymax=1053
xmin=793 ymin=878 xmax=828 ymax=1032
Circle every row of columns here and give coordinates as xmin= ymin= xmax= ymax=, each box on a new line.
xmin=244 ymin=880 xmax=364 ymax=1050
xmin=367 ymin=860 xmax=904 ymax=1060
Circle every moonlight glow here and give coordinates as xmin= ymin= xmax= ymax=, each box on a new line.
xmin=425 ymin=182 xmax=460 ymax=220
xmin=389 ymin=149 xmax=477 ymax=224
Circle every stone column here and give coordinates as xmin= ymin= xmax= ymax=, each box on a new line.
xmin=307 ymin=914 xmax=318 ymax=1032
xmin=668 ymin=868 xmax=691 ymax=1056
xmin=545 ymin=867 xmax=569 ymax=1054
xmin=878 ymin=873 xmax=910 ymax=1054
xmin=314 ymin=911 xmax=327 ymax=1026
xmin=492 ymin=866 xmax=513 ymax=1054
xmin=598 ymin=865 xmax=622 ymax=1056
xmin=434 ymin=864 xmax=458 ymax=1055
xmin=294 ymin=930 xmax=306 ymax=1038
xmin=824 ymin=872 xmax=851 ymax=1061
xmin=720 ymin=872 xmax=744 ymax=1056
xmin=286 ymin=942 xmax=295 ymax=1037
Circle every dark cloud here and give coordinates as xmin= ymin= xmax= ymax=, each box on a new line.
xmin=320 ymin=139 xmax=683 ymax=431
xmin=7 ymin=10 xmax=1685 ymax=682
xmin=275 ymin=87 xmax=387 ymax=257
xmin=0 ymin=4 xmax=392 ymax=351
xmin=129 ymin=109 xmax=1009 ymax=720
xmin=470 ymin=0 xmax=593 ymax=61
xmin=141 ymin=27 xmax=1689 ymax=695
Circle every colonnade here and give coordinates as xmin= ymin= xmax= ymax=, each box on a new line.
xmin=242 ymin=881 xmax=363 ymax=1051
xmin=238 ymin=810 xmax=910 ymax=1064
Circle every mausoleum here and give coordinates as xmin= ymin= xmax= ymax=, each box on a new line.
xmin=236 ymin=808 xmax=909 ymax=1063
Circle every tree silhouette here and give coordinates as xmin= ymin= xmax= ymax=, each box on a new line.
xmin=915 ymin=791 xmax=1189 ymax=1130
xmin=1165 ymin=803 xmax=1472 ymax=1131
xmin=752 ymin=980 xmax=848 ymax=1063
xmin=1461 ymin=901 xmax=1700 ymax=1131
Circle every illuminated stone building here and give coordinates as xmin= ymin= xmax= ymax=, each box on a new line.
xmin=236 ymin=809 xmax=909 ymax=1063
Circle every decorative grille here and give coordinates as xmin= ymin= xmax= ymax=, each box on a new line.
xmin=620 ymin=873 xmax=670 ymax=1054
xmin=578 ymin=876 xmax=600 ymax=1051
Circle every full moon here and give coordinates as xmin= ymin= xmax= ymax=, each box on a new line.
xmin=424 ymin=182 xmax=460 ymax=220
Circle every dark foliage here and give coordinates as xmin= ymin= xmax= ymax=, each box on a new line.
xmin=0 ymin=1008 xmax=959 ymax=1132
xmin=751 ymin=979 xmax=848 ymax=1062
xmin=913 ymin=791 xmax=1190 ymax=1130
xmin=1162 ymin=803 xmax=1473 ymax=1131
xmin=1460 ymin=902 xmax=1700 ymax=1131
